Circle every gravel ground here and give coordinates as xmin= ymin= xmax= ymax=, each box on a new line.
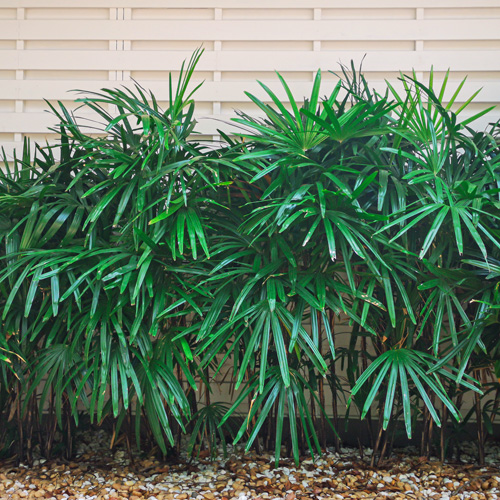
xmin=1 ymin=431 xmax=500 ymax=500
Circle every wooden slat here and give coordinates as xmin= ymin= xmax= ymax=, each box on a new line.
xmin=2 ymin=107 xmax=498 ymax=134
xmin=2 ymin=79 xmax=500 ymax=104
xmin=3 ymin=50 xmax=500 ymax=72
xmin=8 ymin=1 xmax=500 ymax=8
xmin=3 ymin=110 xmax=500 ymax=160
xmin=2 ymin=20 xmax=500 ymax=41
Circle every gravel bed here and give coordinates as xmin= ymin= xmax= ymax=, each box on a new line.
xmin=1 ymin=432 xmax=499 ymax=500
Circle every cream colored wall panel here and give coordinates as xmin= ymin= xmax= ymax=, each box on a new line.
xmin=3 ymin=19 xmax=500 ymax=42
xmin=322 ymin=40 xmax=415 ymax=51
xmin=221 ymin=41 xmax=314 ymax=51
xmin=0 ymin=101 xmax=15 ymax=112
xmin=23 ymin=70 xmax=109 ymax=81
xmin=0 ymin=143 xmax=21 ymax=156
xmin=322 ymin=8 xmax=416 ymax=19
xmin=157 ymin=101 xmax=213 ymax=114
xmin=207 ymin=81 xmax=500 ymax=107
xmin=202 ymin=82 xmax=327 ymax=102
xmin=0 ymin=111 xmax=227 ymax=135
xmin=190 ymin=81 xmax=500 ymax=105
xmin=0 ymin=9 xmax=16 ymax=19
xmin=2 ymin=50 xmax=216 ymax=71
xmin=0 ymin=134 xmax=15 ymax=141
xmin=424 ymin=40 xmax=500 ymax=51
xmin=6 ymin=108 xmax=492 ymax=140
xmin=131 ymin=40 xmax=214 ymax=51
xmin=220 ymin=71 xmax=313 ymax=82
xmin=24 ymin=40 xmax=109 ymax=50
xmin=25 ymin=134 xmax=59 ymax=142
xmin=212 ymin=51 xmax=500 ymax=72
xmin=222 ymin=9 xmax=314 ymax=20
xmin=23 ymin=100 xmax=82 ymax=113
xmin=0 ymin=116 xmax=88 ymax=135
xmin=0 ymin=40 xmax=16 ymax=49
xmin=220 ymin=102 xmax=268 ymax=115
xmin=453 ymin=102 xmax=499 ymax=114
xmin=424 ymin=7 xmax=500 ymax=19
xmin=0 ymin=70 xmax=16 ymax=80
xmin=1 ymin=81 xmax=114 ymax=100
xmin=129 ymin=70 xmax=213 ymax=82
xmin=23 ymin=78 xmax=490 ymax=107
xmin=131 ymin=8 xmax=214 ymax=20
xmin=0 ymin=113 xmax=58 ymax=133
xmin=423 ymin=71 xmax=500 ymax=84
xmin=10 ymin=0 xmax=500 ymax=7
xmin=25 ymin=8 xmax=110 ymax=20
xmin=8 ymin=48 xmax=500 ymax=74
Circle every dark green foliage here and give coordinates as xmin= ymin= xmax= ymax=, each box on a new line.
xmin=0 ymin=51 xmax=499 ymax=465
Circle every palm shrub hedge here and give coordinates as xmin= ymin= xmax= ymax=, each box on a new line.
xmin=1 ymin=50 xmax=499 ymax=465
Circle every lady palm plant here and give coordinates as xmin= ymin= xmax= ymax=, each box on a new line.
xmin=211 ymin=67 xmax=500 ymax=464
xmin=0 ymin=51 xmax=498 ymax=465
xmin=0 ymin=49 xmax=237 ymax=460
xmin=342 ymin=69 xmax=500 ymax=462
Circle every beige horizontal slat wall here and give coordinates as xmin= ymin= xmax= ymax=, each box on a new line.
xmin=0 ymin=1 xmax=500 ymax=158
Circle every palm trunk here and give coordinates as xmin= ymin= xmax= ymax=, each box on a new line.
xmin=16 ymin=382 xmax=24 ymax=464
xmin=25 ymin=393 xmax=34 ymax=466
xmin=126 ymin=405 xmax=134 ymax=463
xmin=265 ymin=402 xmax=273 ymax=451
xmin=328 ymin=309 xmax=340 ymax=452
xmin=176 ymin=363 xmax=183 ymax=454
xmin=64 ymin=396 xmax=73 ymax=459
xmin=247 ymin=369 xmax=261 ymax=454
xmin=318 ymin=377 xmax=326 ymax=449
xmin=474 ymin=375 xmax=485 ymax=465
xmin=378 ymin=425 xmax=390 ymax=465
xmin=371 ymin=409 xmax=385 ymax=467
xmin=420 ymin=404 xmax=433 ymax=457
xmin=440 ymin=402 xmax=448 ymax=462
xmin=360 ymin=336 xmax=374 ymax=448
